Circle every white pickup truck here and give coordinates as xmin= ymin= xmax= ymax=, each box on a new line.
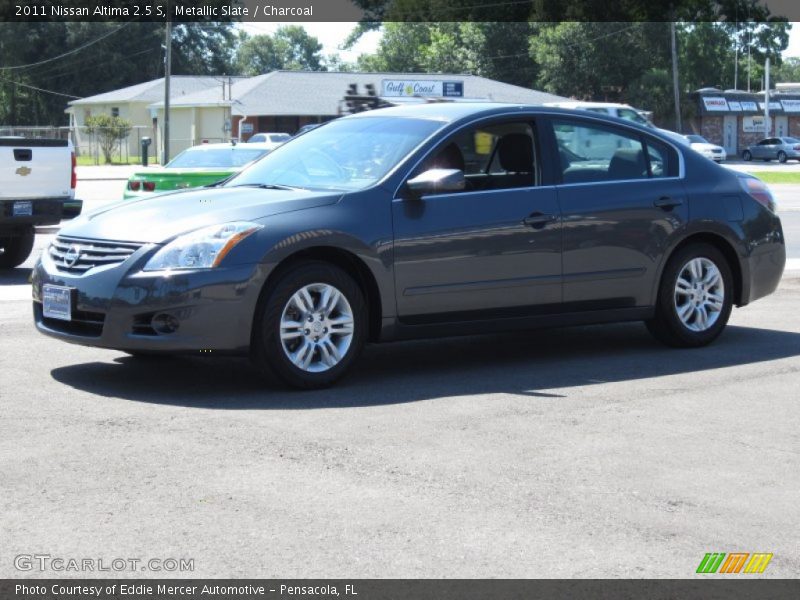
xmin=0 ymin=137 xmax=78 ymax=268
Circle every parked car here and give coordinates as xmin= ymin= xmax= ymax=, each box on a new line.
xmin=246 ymin=132 xmax=290 ymax=149
xmin=684 ymin=134 xmax=727 ymax=162
xmin=32 ymin=104 xmax=785 ymax=389
xmin=123 ymin=143 xmax=272 ymax=199
xmin=1 ymin=137 xmax=78 ymax=268
xmin=742 ymin=137 xmax=800 ymax=163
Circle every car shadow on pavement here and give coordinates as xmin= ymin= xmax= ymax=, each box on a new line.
xmin=50 ymin=322 xmax=800 ymax=409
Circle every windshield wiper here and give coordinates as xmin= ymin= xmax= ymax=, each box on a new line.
xmin=228 ymin=183 xmax=303 ymax=191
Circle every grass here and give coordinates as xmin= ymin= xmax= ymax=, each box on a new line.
xmin=749 ymin=171 xmax=800 ymax=184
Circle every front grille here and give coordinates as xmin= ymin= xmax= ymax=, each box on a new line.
xmin=49 ymin=236 xmax=143 ymax=274
xmin=35 ymin=303 xmax=105 ymax=337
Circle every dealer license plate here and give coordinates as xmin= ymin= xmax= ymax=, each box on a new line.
xmin=13 ymin=201 xmax=33 ymax=217
xmin=42 ymin=284 xmax=72 ymax=321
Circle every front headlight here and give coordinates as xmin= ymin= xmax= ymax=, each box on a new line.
xmin=143 ymin=221 xmax=263 ymax=271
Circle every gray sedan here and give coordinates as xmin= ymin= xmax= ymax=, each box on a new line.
xmin=31 ymin=104 xmax=786 ymax=389
xmin=742 ymin=137 xmax=800 ymax=163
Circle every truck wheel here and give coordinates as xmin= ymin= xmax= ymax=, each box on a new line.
xmin=0 ymin=228 xmax=35 ymax=269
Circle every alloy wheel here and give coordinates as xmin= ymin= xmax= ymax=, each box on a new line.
xmin=673 ymin=257 xmax=725 ymax=332
xmin=279 ymin=282 xmax=355 ymax=373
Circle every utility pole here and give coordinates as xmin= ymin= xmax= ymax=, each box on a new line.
xmin=734 ymin=23 xmax=739 ymax=90
xmin=671 ymin=21 xmax=682 ymax=132
xmin=764 ymin=57 xmax=771 ymax=138
xmin=163 ymin=18 xmax=172 ymax=165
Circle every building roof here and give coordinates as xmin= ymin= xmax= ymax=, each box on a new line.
xmin=147 ymin=70 xmax=568 ymax=115
xmin=68 ymin=76 xmax=244 ymax=107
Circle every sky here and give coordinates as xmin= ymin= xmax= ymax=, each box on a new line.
xmin=240 ymin=22 xmax=800 ymax=64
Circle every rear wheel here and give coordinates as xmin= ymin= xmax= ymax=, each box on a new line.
xmin=251 ymin=261 xmax=366 ymax=389
xmin=646 ymin=243 xmax=733 ymax=348
xmin=0 ymin=227 xmax=35 ymax=269
xmin=778 ymin=151 xmax=788 ymax=163
xmin=742 ymin=150 xmax=752 ymax=161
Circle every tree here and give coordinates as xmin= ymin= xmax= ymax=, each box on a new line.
xmin=234 ymin=26 xmax=324 ymax=76
xmin=355 ymin=22 xmax=533 ymax=86
xmin=84 ymin=114 xmax=132 ymax=164
xmin=0 ymin=21 xmax=237 ymax=127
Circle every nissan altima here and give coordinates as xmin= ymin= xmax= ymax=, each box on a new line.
xmin=32 ymin=104 xmax=785 ymax=389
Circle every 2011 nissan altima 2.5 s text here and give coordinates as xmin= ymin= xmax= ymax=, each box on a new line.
xmin=32 ymin=104 xmax=785 ymax=389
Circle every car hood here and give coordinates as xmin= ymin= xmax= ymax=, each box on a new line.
xmin=60 ymin=186 xmax=342 ymax=244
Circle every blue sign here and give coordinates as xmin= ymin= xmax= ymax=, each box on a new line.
xmin=443 ymin=81 xmax=464 ymax=97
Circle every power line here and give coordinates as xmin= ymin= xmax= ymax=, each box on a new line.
xmin=1 ymin=22 xmax=132 ymax=71
xmin=0 ymin=76 xmax=82 ymax=99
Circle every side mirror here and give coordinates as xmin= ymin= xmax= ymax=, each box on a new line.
xmin=406 ymin=168 xmax=465 ymax=195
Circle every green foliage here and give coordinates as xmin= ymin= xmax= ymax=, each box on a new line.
xmin=0 ymin=22 xmax=237 ymax=127
xmin=234 ymin=26 xmax=324 ymax=75
xmin=84 ymin=114 xmax=132 ymax=164
xmin=356 ymin=22 xmax=533 ymax=86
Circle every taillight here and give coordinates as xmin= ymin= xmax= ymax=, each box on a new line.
xmin=143 ymin=181 xmax=156 ymax=192
xmin=739 ymin=177 xmax=777 ymax=213
xmin=128 ymin=181 xmax=141 ymax=191
xmin=71 ymin=152 xmax=76 ymax=189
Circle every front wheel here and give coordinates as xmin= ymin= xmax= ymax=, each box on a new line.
xmin=646 ymin=244 xmax=733 ymax=348
xmin=251 ymin=261 xmax=366 ymax=389
xmin=742 ymin=150 xmax=752 ymax=161
xmin=778 ymin=151 xmax=788 ymax=164
xmin=0 ymin=227 xmax=35 ymax=269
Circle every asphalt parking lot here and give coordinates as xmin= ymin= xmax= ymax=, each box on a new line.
xmin=1 ymin=175 xmax=799 ymax=578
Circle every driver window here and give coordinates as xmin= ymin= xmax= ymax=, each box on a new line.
xmin=420 ymin=121 xmax=537 ymax=193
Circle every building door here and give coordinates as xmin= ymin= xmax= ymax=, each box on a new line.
xmin=775 ymin=115 xmax=789 ymax=138
xmin=723 ymin=115 xmax=738 ymax=156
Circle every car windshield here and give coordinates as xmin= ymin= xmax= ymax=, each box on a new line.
xmin=167 ymin=147 xmax=269 ymax=169
xmin=228 ymin=116 xmax=443 ymax=191
xmin=687 ymin=135 xmax=708 ymax=143
xmin=269 ymin=134 xmax=291 ymax=143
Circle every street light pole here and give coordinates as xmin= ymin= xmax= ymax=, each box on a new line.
xmin=163 ymin=18 xmax=172 ymax=165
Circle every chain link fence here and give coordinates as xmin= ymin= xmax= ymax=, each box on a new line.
xmin=1 ymin=126 xmax=229 ymax=165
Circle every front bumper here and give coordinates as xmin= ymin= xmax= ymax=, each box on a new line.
xmin=31 ymin=245 xmax=266 ymax=354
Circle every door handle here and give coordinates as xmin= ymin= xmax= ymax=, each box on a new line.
xmin=654 ymin=196 xmax=683 ymax=210
xmin=523 ymin=213 xmax=557 ymax=228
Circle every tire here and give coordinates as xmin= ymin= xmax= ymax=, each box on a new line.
xmin=742 ymin=150 xmax=751 ymax=161
xmin=778 ymin=151 xmax=787 ymax=164
xmin=646 ymin=243 xmax=733 ymax=348
xmin=0 ymin=228 xmax=35 ymax=269
xmin=251 ymin=261 xmax=367 ymax=389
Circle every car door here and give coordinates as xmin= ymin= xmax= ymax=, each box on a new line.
xmin=392 ymin=117 xmax=562 ymax=322
xmin=547 ymin=116 xmax=688 ymax=310
xmin=764 ymin=138 xmax=779 ymax=159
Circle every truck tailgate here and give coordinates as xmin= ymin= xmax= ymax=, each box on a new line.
xmin=0 ymin=138 xmax=73 ymax=201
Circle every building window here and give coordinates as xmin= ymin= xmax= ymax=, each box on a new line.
xmin=111 ymin=107 xmax=120 ymax=117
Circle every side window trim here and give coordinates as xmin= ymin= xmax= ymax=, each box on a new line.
xmin=401 ymin=116 xmax=543 ymax=197
xmin=547 ymin=115 xmax=681 ymax=185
